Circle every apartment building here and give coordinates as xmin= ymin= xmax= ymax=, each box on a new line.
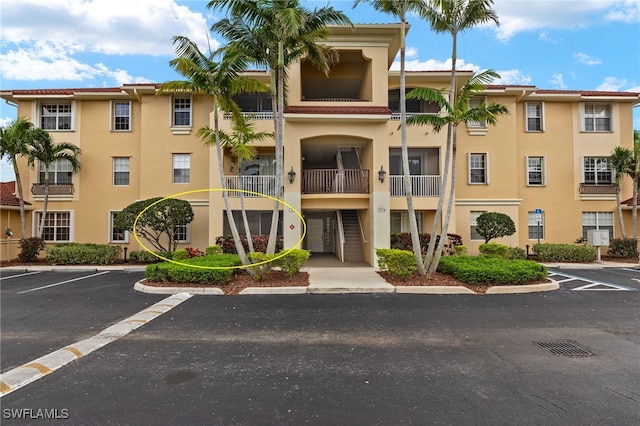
xmin=1 ymin=24 xmax=638 ymax=264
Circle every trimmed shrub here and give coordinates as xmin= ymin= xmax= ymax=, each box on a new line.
xmin=390 ymin=233 xmax=463 ymax=256
xmin=607 ymin=238 xmax=638 ymax=258
xmin=533 ymin=243 xmax=596 ymax=263
xmin=171 ymin=249 xmax=189 ymax=261
xmin=453 ymin=245 xmax=467 ymax=256
xmin=376 ymin=248 xmax=417 ymax=280
xmin=275 ymin=249 xmax=311 ymax=279
xmin=145 ymin=254 xmax=241 ymax=283
xmin=205 ymin=245 xmax=223 ymax=256
xmin=215 ymin=235 xmax=283 ymax=254
xmin=479 ymin=243 xmax=509 ymax=257
xmin=505 ymin=246 xmax=527 ymax=260
xmin=46 ymin=243 xmax=121 ymax=265
xmin=18 ymin=237 xmax=45 ymax=262
xmin=129 ymin=250 xmax=163 ymax=264
xmin=437 ymin=256 xmax=547 ymax=285
xmin=246 ymin=252 xmax=277 ymax=281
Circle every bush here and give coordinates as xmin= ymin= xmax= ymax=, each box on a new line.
xmin=276 ymin=249 xmax=311 ymax=279
xmin=505 ymin=246 xmax=527 ymax=260
xmin=437 ymin=256 xmax=547 ymax=285
xmin=215 ymin=235 xmax=283 ymax=254
xmin=18 ymin=237 xmax=45 ymax=262
xmin=46 ymin=243 xmax=121 ymax=265
xmin=533 ymin=243 xmax=596 ymax=263
xmin=479 ymin=243 xmax=509 ymax=257
xmin=475 ymin=212 xmax=516 ymax=243
xmin=390 ymin=233 xmax=463 ymax=256
xmin=171 ymin=249 xmax=189 ymax=261
xmin=205 ymin=245 xmax=222 ymax=256
xmin=376 ymin=248 xmax=417 ymax=280
xmin=246 ymin=252 xmax=277 ymax=281
xmin=129 ymin=250 xmax=163 ymax=264
xmin=145 ymin=254 xmax=241 ymax=283
xmin=607 ymin=238 xmax=638 ymax=258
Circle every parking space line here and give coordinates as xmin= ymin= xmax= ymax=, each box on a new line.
xmin=0 ymin=271 xmax=42 ymax=281
xmin=17 ymin=272 xmax=110 ymax=294
xmin=550 ymin=270 xmax=636 ymax=291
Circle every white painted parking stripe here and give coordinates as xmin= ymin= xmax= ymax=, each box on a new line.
xmin=17 ymin=271 xmax=110 ymax=294
xmin=0 ymin=271 xmax=42 ymax=281
xmin=621 ymin=268 xmax=639 ymax=273
xmin=573 ymin=282 xmax=635 ymax=291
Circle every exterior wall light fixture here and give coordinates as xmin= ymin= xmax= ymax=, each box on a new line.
xmin=378 ymin=166 xmax=386 ymax=183
xmin=288 ymin=166 xmax=296 ymax=183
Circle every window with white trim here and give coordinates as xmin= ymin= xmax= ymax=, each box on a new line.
xmin=112 ymin=101 xmax=131 ymax=131
xmin=582 ymin=103 xmax=611 ymax=132
xmin=468 ymin=153 xmax=488 ymax=184
xmin=173 ymin=224 xmax=190 ymax=243
xmin=528 ymin=211 xmax=544 ymax=240
xmin=223 ymin=211 xmax=283 ymax=236
xmin=526 ymin=102 xmax=544 ymax=131
xmin=582 ymin=212 xmax=613 ymax=241
xmin=113 ymin=157 xmax=130 ymax=186
xmin=467 ymin=96 xmax=487 ymax=128
xmin=39 ymin=159 xmax=73 ymax=184
xmin=526 ymin=156 xmax=546 ymax=186
xmin=172 ymin=96 xmax=192 ymax=127
xmin=583 ymin=157 xmax=612 ymax=184
xmin=172 ymin=154 xmax=190 ymax=184
xmin=37 ymin=211 xmax=72 ymax=242
xmin=390 ymin=211 xmax=424 ymax=233
xmin=470 ymin=211 xmax=486 ymax=240
xmin=109 ymin=211 xmax=128 ymax=243
xmin=40 ymin=101 xmax=72 ymax=130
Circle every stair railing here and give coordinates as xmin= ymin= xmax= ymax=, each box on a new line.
xmin=357 ymin=211 xmax=367 ymax=244
xmin=336 ymin=211 xmax=346 ymax=263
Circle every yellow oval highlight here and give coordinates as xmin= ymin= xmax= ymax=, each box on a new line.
xmin=133 ymin=188 xmax=307 ymax=270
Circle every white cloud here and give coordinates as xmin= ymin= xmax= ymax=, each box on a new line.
xmin=0 ymin=117 xmax=14 ymax=127
xmin=391 ymin=58 xmax=481 ymax=73
xmin=573 ymin=52 xmax=601 ymax=66
xmin=596 ymin=76 xmax=639 ymax=92
xmin=493 ymin=69 xmax=532 ymax=85
xmin=549 ymin=73 xmax=567 ymax=89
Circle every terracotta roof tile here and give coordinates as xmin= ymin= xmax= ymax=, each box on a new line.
xmin=0 ymin=181 xmax=31 ymax=207
xmin=621 ymin=195 xmax=640 ymax=206
xmin=535 ymin=89 xmax=640 ymax=97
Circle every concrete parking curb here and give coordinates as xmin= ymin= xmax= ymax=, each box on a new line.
xmin=0 ymin=292 xmax=192 ymax=397
xmin=134 ymin=281 xmax=224 ymax=295
xmin=395 ymin=286 xmax=476 ymax=294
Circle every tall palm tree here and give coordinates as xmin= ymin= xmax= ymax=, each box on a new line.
xmin=630 ymin=130 xmax=639 ymax=240
xmin=0 ymin=118 xmax=34 ymax=238
xmin=159 ymin=36 xmax=266 ymax=266
xmin=353 ymin=0 xmax=431 ymax=274
xmin=208 ymin=0 xmax=351 ymax=254
xmin=407 ymin=70 xmax=508 ymax=273
xmin=610 ymin=146 xmax=632 ymax=238
xmin=419 ymin=0 xmax=499 ymax=274
xmin=26 ymin=128 xmax=81 ymax=239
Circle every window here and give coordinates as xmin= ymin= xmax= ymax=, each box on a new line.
xmin=37 ymin=211 xmax=72 ymax=242
xmin=173 ymin=224 xmax=190 ymax=243
xmin=526 ymin=102 xmax=544 ymax=131
xmin=113 ymin=157 xmax=130 ymax=186
xmin=583 ymin=157 xmax=612 ymax=184
xmin=39 ymin=159 xmax=73 ymax=184
xmin=109 ymin=211 xmax=128 ymax=243
xmin=172 ymin=96 xmax=191 ymax=127
xmin=40 ymin=101 xmax=72 ymax=130
xmin=582 ymin=212 xmax=613 ymax=241
xmin=467 ymin=97 xmax=487 ymax=128
xmin=468 ymin=153 xmax=489 ymax=184
xmin=223 ymin=211 xmax=283 ymax=236
xmin=528 ymin=211 xmax=544 ymax=240
xmin=470 ymin=211 xmax=486 ymax=240
xmin=112 ymin=101 xmax=131 ymax=131
xmin=390 ymin=211 xmax=424 ymax=233
xmin=526 ymin=156 xmax=546 ymax=186
xmin=173 ymin=154 xmax=190 ymax=183
xmin=241 ymin=155 xmax=276 ymax=176
xmin=582 ymin=103 xmax=611 ymax=132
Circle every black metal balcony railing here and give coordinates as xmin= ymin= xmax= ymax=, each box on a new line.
xmin=302 ymin=169 xmax=369 ymax=194
xmin=31 ymin=183 xmax=74 ymax=196
xmin=579 ymin=183 xmax=618 ymax=194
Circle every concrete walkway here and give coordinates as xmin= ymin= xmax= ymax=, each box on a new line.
xmin=307 ymin=267 xmax=394 ymax=294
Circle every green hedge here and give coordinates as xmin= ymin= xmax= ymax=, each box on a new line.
xmin=46 ymin=243 xmax=121 ymax=265
xmin=129 ymin=250 xmax=164 ymax=264
xmin=376 ymin=248 xmax=417 ymax=280
xmin=437 ymin=256 xmax=547 ymax=285
xmin=533 ymin=243 xmax=596 ymax=263
xmin=145 ymin=254 xmax=242 ymax=283
xmin=276 ymin=249 xmax=311 ymax=279
xmin=608 ymin=238 xmax=638 ymax=258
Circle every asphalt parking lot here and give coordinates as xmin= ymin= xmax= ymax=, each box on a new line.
xmin=1 ymin=268 xmax=639 ymax=425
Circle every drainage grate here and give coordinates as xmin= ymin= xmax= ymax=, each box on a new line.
xmin=532 ymin=340 xmax=595 ymax=357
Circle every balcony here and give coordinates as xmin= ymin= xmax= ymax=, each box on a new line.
xmin=224 ymin=176 xmax=277 ymax=197
xmin=390 ymin=175 xmax=440 ymax=197
xmin=579 ymin=183 xmax=617 ymax=195
xmin=302 ymin=169 xmax=369 ymax=194
xmin=31 ymin=183 xmax=74 ymax=196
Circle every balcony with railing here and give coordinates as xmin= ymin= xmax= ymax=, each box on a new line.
xmin=579 ymin=183 xmax=618 ymax=195
xmin=302 ymin=169 xmax=369 ymax=194
xmin=389 ymin=175 xmax=440 ymax=197
xmin=224 ymin=176 xmax=277 ymax=197
xmin=31 ymin=183 xmax=74 ymax=196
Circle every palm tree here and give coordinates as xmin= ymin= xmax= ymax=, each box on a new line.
xmin=630 ymin=130 xmax=639 ymax=240
xmin=353 ymin=0 xmax=431 ymax=274
xmin=159 ymin=36 xmax=266 ymax=266
xmin=610 ymin=146 xmax=632 ymax=238
xmin=208 ymin=0 xmax=351 ymax=254
xmin=407 ymin=70 xmax=508 ymax=273
xmin=26 ymin=128 xmax=81 ymax=239
xmin=419 ymin=0 xmax=499 ymax=274
xmin=0 ymin=118 xmax=34 ymax=238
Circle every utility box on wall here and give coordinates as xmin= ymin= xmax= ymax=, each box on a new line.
xmin=587 ymin=229 xmax=610 ymax=247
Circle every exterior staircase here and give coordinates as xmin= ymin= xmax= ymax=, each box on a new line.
xmin=339 ymin=210 xmax=364 ymax=262
xmin=339 ymin=147 xmax=361 ymax=169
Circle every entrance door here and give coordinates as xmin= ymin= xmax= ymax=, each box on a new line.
xmin=307 ymin=218 xmax=324 ymax=252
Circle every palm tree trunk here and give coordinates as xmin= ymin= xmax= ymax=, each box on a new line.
xmin=38 ymin=169 xmax=50 ymax=239
xmin=238 ymin=169 xmax=255 ymax=253
xmin=266 ymin=58 xmax=285 ymax=255
xmin=633 ymin=176 xmax=638 ymax=241
xmin=616 ymin=187 xmax=627 ymax=238
xmin=12 ymin=157 xmax=27 ymax=239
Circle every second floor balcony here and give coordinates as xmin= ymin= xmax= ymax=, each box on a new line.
xmin=224 ymin=176 xmax=277 ymax=198
xmin=389 ymin=175 xmax=440 ymax=197
xmin=31 ymin=183 xmax=74 ymax=196
xmin=579 ymin=183 xmax=617 ymax=195
xmin=302 ymin=169 xmax=369 ymax=194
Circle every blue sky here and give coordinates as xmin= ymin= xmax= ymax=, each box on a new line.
xmin=1 ymin=0 xmax=639 ymax=180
